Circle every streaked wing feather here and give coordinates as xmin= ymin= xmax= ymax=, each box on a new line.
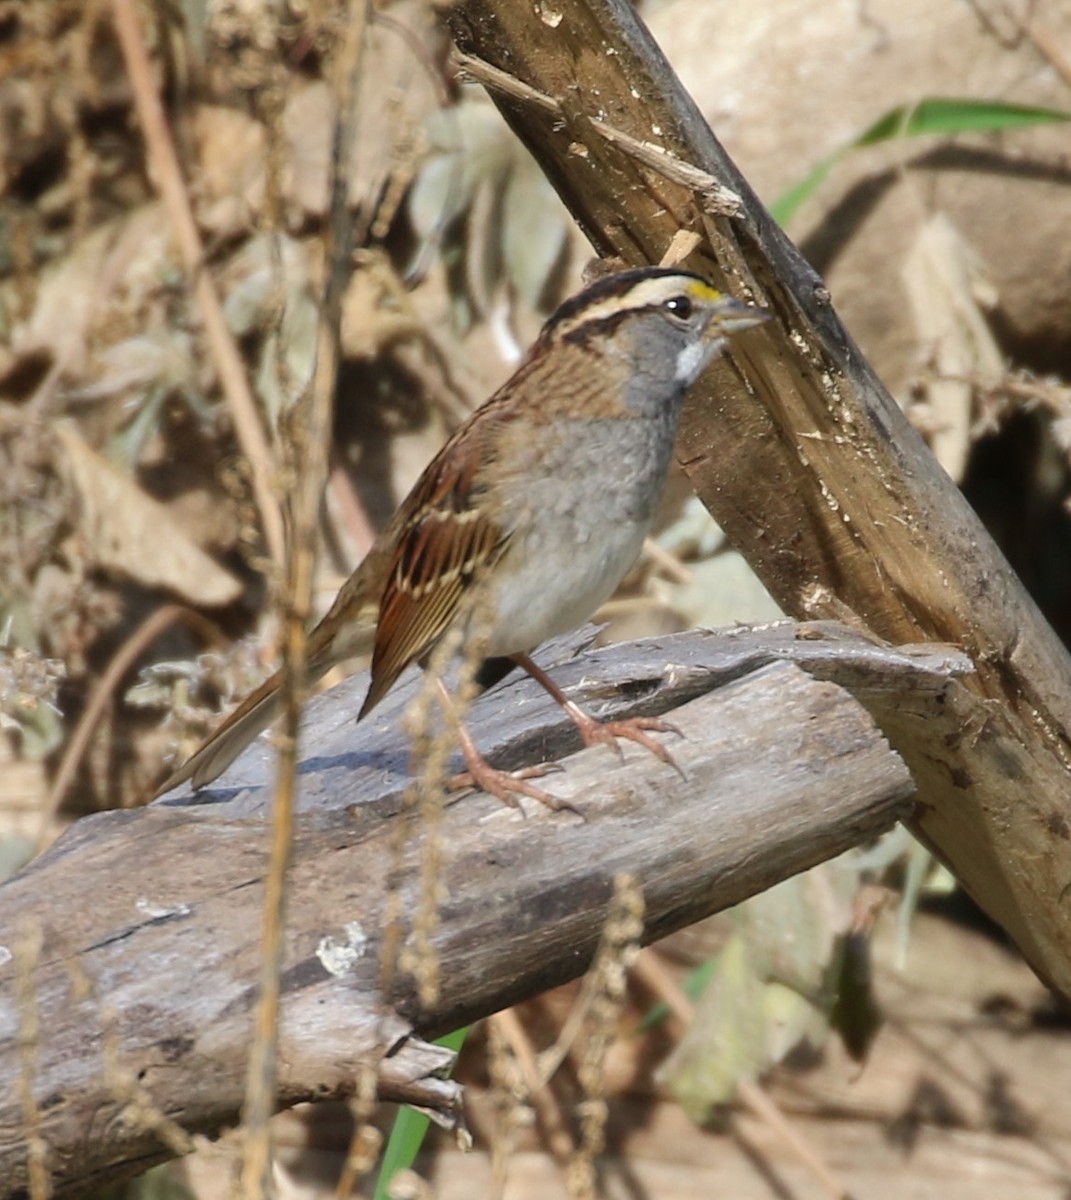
xmin=359 ymin=448 xmax=510 ymax=718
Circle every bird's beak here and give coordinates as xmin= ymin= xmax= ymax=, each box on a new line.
xmin=709 ymin=297 xmax=771 ymax=337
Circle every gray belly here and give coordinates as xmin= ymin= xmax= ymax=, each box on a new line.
xmin=481 ymin=414 xmax=676 ymax=655
xmin=485 ymin=515 xmax=647 ymax=656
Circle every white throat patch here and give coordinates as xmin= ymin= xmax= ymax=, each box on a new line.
xmin=675 ymin=337 xmax=722 ymax=384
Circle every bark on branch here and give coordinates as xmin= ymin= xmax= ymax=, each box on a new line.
xmin=445 ymin=0 xmax=1071 ymax=999
xmin=0 ymin=623 xmax=962 ymax=1196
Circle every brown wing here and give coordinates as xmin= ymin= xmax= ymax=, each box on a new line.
xmin=358 ymin=429 xmax=511 ymax=718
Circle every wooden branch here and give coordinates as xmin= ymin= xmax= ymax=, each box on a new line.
xmin=445 ymin=0 xmax=1071 ymax=999
xmin=0 ymin=623 xmax=959 ymax=1196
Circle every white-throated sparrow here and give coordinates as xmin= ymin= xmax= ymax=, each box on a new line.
xmin=156 ymin=266 xmax=768 ymax=807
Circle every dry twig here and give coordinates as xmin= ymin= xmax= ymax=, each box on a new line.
xmin=109 ymin=0 xmax=286 ymax=570
xmin=39 ymin=604 xmax=220 ymax=846
xmin=238 ymin=1 xmax=374 ymax=1193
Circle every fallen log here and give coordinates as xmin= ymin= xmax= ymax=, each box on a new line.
xmin=0 ymin=622 xmax=961 ymax=1195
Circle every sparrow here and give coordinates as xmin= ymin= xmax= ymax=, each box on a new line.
xmin=156 ymin=266 xmax=768 ymax=807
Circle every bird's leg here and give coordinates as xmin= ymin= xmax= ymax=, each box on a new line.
xmin=434 ymin=679 xmax=570 ymax=812
xmin=511 ymin=653 xmax=683 ymax=773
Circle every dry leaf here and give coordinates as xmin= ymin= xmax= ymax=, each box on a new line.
xmin=902 ymin=213 xmax=1004 ymax=481
xmin=283 ymin=2 xmax=441 ymax=220
xmin=190 ymin=103 xmax=266 ymax=238
xmin=409 ymin=98 xmax=572 ymax=326
xmin=54 ymin=424 xmax=242 ymax=606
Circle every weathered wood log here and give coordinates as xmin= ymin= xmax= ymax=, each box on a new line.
xmin=445 ymin=0 xmax=1071 ymax=999
xmin=0 ymin=624 xmax=963 ymax=1196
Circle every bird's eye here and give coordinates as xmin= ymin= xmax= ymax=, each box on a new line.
xmin=663 ymin=294 xmax=693 ymax=321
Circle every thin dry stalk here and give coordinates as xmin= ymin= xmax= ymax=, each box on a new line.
xmin=109 ymin=0 xmax=286 ymax=570
xmin=374 ymin=624 xmax=461 ymax=1009
xmin=485 ymin=1014 xmax=528 ymax=1199
xmin=377 ymin=572 xmax=499 ymax=1014
xmin=15 ymin=923 xmax=51 ymax=1200
xmin=372 ymin=622 xmax=473 ymax=1011
xmin=333 ymin=622 xmax=476 ymax=1199
xmin=101 ymin=1003 xmax=195 ymax=1159
xmin=565 ymin=874 xmax=644 ymax=1200
xmin=333 ymin=1062 xmax=382 ymax=1200
xmin=536 ymin=920 xmax=632 ymax=1086
xmin=399 ymin=694 xmax=452 ymax=1010
xmin=39 ymin=604 xmax=220 ymax=846
xmin=238 ymin=1 xmax=372 ymax=1193
xmin=349 ymin=594 xmax=495 ymax=1193
xmin=491 ymin=1008 xmax=577 ymax=1167
xmin=494 ymin=883 xmax=648 ymax=1198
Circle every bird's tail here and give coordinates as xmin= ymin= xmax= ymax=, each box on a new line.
xmin=153 ymin=667 xmax=288 ymax=797
xmin=153 ymin=550 xmax=388 ymax=799
xmin=154 ymin=622 xmax=379 ymax=799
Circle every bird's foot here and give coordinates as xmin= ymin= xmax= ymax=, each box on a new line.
xmin=436 ymin=678 xmax=574 ymax=814
xmin=450 ymin=755 xmax=574 ymax=813
xmin=510 ymin=653 xmax=683 ymax=776
xmin=567 ymin=705 xmax=684 ymax=776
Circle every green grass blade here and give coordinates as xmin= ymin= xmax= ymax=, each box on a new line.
xmin=636 ymin=956 xmax=719 ymax=1031
xmin=770 ymin=96 xmax=1071 ymax=226
xmin=373 ymin=1026 xmax=470 ymax=1200
xmin=857 ymin=97 xmax=1071 ymax=143
xmin=768 ymin=157 xmax=840 ymax=229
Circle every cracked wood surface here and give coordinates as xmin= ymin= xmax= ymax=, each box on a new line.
xmin=0 ymin=623 xmax=953 ymax=1196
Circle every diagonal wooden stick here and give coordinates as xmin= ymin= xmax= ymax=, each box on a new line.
xmin=446 ymin=0 xmax=1071 ymax=1003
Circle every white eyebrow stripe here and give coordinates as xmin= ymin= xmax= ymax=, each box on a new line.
xmin=551 ymin=275 xmax=722 ymax=339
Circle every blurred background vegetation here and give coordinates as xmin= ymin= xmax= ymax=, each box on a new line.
xmin=4 ymin=0 xmax=1071 ymax=1196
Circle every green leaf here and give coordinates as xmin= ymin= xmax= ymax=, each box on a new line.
xmin=373 ymin=1026 xmax=469 ymax=1200
xmin=662 ymin=933 xmax=769 ymax=1118
xmin=100 ymin=1163 xmax=194 ymax=1200
xmin=771 ymin=96 xmax=1071 ymax=226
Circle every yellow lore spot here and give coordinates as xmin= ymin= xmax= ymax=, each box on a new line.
xmin=684 ymin=279 xmax=724 ymax=303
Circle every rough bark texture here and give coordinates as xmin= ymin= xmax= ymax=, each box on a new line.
xmin=0 ymin=623 xmax=959 ymax=1197
xmin=445 ymin=0 xmax=1071 ymax=999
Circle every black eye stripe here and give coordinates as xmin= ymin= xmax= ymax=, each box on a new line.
xmin=663 ymin=294 xmax=693 ymax=320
